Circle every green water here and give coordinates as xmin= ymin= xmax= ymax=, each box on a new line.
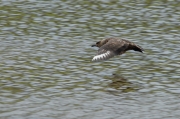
xmin=0 ymin=0 xmax=180 ymax=118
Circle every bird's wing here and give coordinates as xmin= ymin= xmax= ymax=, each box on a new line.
xmin=92 ymin=49 xmax=115 ymax=62
xmin=122 ymin=39 xmax=144 ymax=52
xmin=92 ymin=39 xmax=128 ymax=62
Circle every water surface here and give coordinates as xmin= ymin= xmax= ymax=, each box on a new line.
xmin=0 ymin=0 xmax=180 ymax=119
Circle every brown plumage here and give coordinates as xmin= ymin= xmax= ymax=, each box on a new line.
xmin=91 ymin=37 xmax=144 ymax=62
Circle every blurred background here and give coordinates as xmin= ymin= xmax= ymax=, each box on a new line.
xmin=0 ymin=0 xmax=180 ymax=118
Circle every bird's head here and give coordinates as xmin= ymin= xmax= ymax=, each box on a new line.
xmin=91 ymin=39 xmax=109 ymax=48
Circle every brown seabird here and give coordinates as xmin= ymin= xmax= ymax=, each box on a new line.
xmin=91 ymin=37 xmax=144 ymax=62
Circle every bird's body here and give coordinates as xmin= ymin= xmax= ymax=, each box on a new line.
xmin=91 ymin=37 xmax=143 ymax=62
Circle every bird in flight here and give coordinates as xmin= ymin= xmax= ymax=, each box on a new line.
xmin=91 ymin=37 xmax=144 ymax=62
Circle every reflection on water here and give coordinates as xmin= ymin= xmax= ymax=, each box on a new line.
xmin=0 ymin=0 xmax=180 ymax=119
xmin=107 ymin=74 xmax=140 ymax=93
xmin=108 ymin=74 xmax=131 ymax=88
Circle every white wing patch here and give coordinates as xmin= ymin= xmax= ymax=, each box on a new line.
xmin=92 ymin=51 xmax=111 ymax=62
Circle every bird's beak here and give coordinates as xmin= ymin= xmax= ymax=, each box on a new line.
xmin=91 ymin=44 xmax=96 ymax=47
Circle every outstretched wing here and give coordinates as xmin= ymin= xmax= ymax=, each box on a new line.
xmin=92 ymin=49 xmax=115 ymax=62
xmin=92 ymin=39 xmax=128 ymax=62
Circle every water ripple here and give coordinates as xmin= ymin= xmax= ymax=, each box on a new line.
xmin=0 ymin=0 xmax=180 ymax=118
